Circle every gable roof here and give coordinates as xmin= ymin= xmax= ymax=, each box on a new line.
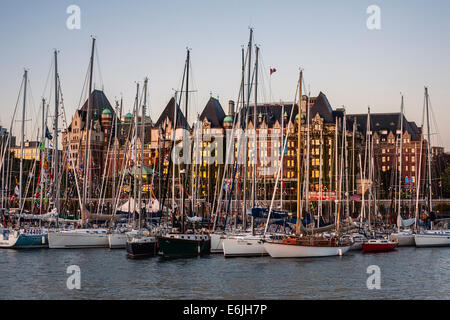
xmin=347 ymin=112 xmax=421 ymax=141
xmin=199 ymin=97 xmax=226 ymax=128
xmin=155 ymin=97 xmax=190 ymax=130
xmin=308 ymin=92 xmax=334 ymax=124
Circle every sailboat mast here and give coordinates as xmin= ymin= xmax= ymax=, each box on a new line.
xmin=139 ymin=78 xmax=148 ymax=230
xmin=19 ymin=70 xmax=27 ymax=210
xmin=133 ymin=82 xmax=139 ymax=229
xmin=82 ymin=38 xmax=96 ymax=224
xmin=251 ymin=45 xmax=259 ymax=210
xmin=295 ymin=70 xmax=303 ymax=236
xmin=243 ymin=28 xmax=253 ymax=230
xmin=53 ymin=50 xmax=60 ymax=216
xmin=40 ymin=98 xmax=45 ymax=218
xmin=425 ymin=87 xmax=433 ymax=213
xmin=397 ymin=95 xmax=404 ymax=231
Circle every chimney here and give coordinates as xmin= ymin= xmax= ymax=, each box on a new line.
xmin=228 ymin=100 xmax=235 ymax=117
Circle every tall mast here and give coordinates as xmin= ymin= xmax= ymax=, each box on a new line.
xmin=397 ymin=95 xmax=404 ymax=231
xmin=295 ymin=70 xmax=303 ymax=236
xmin=133 ymin=82 xmax=139 ymax=229
xmin=281 ymin=103 xmax=284 ymax=210
xmin=243 ymin=28 xmax=253 ymax=230
xmin=82 ymin=37 xmax=96 ymax=224
xmin=112 ymin=100 xmax=118 ymax=218
xmin=53 ymin=50 xmax=60 ymax=215
xmin=40 ymin=98 xmax=45 ymax=219
xmin=19 ymin=70 xmax=27 ymax=210
xmin=251 ymin=45 xmax=259 ymax=209
xmin=425 ymin=87 xmax=433 ymax=213
xmin=139 ymin=78 xmax=147 ymax=230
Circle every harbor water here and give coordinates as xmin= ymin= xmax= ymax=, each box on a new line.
xmin=0 ymin=247 xmax=449 ymax=299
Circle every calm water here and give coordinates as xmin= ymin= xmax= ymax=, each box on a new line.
xmin=0 ymin=247 xmax=449 ymax=299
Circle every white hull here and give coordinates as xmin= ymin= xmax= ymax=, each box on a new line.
xmin=0 ymin=229 xmax=18 ymax=248
xmin=389 ymin=233 xmax=415 ymax=246
xmin=48 ymin=229 xmax=109 ymax=249
xmin=108 ymin=233 xmax=127 ymax=249
xmin=415 ymin=233 xmax=450 ymax=247
xmin=263 ymin=242 xmax=350 ymax=258
xmin=222 ymin=236 xmax=267 ymax=257
xmin=210 ymin=233 xmax=225 ymax=253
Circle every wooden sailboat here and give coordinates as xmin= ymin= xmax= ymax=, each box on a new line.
xmin=262 ymin=70 xmax=352 ymax=258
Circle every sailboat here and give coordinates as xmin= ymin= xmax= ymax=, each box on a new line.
xmin=48 ymin=38 xmax=109 ymax=249
xmin=220 ymin=30 xmax=270 ymax=257
xmin=262 ymin=70 xmax=352 ymax=258
xmin=388 ymin=95 xmax=415 ymax=246
xmin=0 ymin=70 xmax=49 ymax=249
xmin=157 ymin=49 xmax=211 ymax=258
xmin=414 ymin=87 xmax=450 ymax=247
xmin=125 ymin=78 xmax=159 ymax=258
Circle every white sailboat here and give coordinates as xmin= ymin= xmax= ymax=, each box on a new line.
xmin=389 ymin=95 xmax=415 ymax=246
xmin=48 ymin=38 xmax=110 ymax=249
xmin=263 ymin=70 xmax=352 ymax=258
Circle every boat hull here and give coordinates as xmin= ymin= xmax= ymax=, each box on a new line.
xmin=157 ymin=236 xmax=210 ymax=258
xmin=126 ymin=240 xmax=158 ymax=258
xmin=222 ymin=237 xmax=267 ymax=257
xmin=362 ymin=243 xmax=397 ymax=252
xmin=263 ymin=242 xmax=350 ymax=258
xmin=210 ymin=233 xmax=225 ymax=253
xmin=389 ymin=233 xmax=415 ymax=247
xmin=108 ymin=233 xmax=127 ymax=249
xmin=415 ymin=234 xmax=450 ymax=247
xmin=14 ymin=233 xmax=48 ymax=248
xmin=48 ymin=231 xmax=109 ymax=249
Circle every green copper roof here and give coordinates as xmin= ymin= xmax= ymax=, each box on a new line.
xmin=258 ymin=112 xmax=262 ymax=118
xmin=295 ymin=113 xmax=299 ymax=120
xmin=125 ymin=112 xmax=133 ymax=118
xmin=223 ymin=115 xmax=233 ymax=122
xmin=284 ymin=111 xmax=288 ymax=117
xmin=102 ymin=108 xmax=111 ymax=115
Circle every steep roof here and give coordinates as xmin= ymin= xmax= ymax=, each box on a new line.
xmin=347 ymin=113 xmax=421 ymax=141
xmin=199 ymin=97 xmax=226 ymax=128
xmin=80 ymin=90 xmax=115 ymax=120
xmin=155 ymin=97 xmax=190 ymax=130
xmin=236 ymin=103 xmax=299 ymax=129
xmin=308 ymin=92 xmax=334 ymax=124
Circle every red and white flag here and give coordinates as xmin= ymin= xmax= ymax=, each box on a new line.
xmin=270 ymin=68 xmax=277 ymax=76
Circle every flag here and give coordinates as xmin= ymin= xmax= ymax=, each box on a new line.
xmin=270 ymin=68 xmax=277 ymax=75
xmin=45 ymin=127 xmax=53 ymax=140
xmin=39 ymin=141 xmax=45 ymax=151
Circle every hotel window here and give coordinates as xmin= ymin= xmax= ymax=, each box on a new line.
xmin=405 ymin=156 xmax=408 ymax=162
xmin=382 ymin=149 xmax=386 ymax=154
xmin=412 ymin=166 xmax=415 ymax=172
xmin=382 ymin=157 xmax=386 ymax=163
xmin=382 ymin=166 xmax=386 ymax=172
xmin=412 ymin=156 xmax=415 ymax=163
xmin=405 ymin=166 xmax=409 ymax=171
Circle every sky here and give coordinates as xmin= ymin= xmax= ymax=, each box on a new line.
xmin=0 ymin=0 xmax=449 ymax=148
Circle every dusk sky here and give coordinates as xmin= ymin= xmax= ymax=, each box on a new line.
xmin=0 ymin=0 xmax=449 ymax=148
